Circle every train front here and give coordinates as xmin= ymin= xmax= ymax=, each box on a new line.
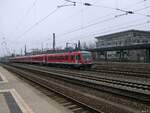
xmin=80 ymin=51 xmax=93 ymax=68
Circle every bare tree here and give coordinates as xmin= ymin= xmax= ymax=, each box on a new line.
xmin=87 ymin=42 xmax=96 ymax=49
xmin=81 ymin=42 xmax=88 ymax=49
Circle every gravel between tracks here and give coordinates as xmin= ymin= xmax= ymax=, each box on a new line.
xmin=3 ymin=63 xmax=150 ymax=113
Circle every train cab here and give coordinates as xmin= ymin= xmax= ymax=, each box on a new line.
xmin=80 ymin=51 xmax=93 ymax=67
xmin=67 ymin=51 xmax=92 ymax=68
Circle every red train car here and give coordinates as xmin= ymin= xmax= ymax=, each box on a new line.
xmin=9 ymin=51 xmax=93 ymax=68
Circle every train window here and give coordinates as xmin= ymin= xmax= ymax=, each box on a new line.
xmin=62 ymin=56 xmax=64 ymax=60
xmin=61 ymin=56 xmax=63 ymax=60
xmin=76 ymin=55 xmax=81 ymax=60
xmin=63 ymin=56 xmax=65 ymax=60
xmin=65 ymin=55 xmax=68 ymax=60
xmin=59 ymin=56 xmax=62 ymax=60
xmin=71 ymin=55 xmax=75 ymax=60
xmin=55 ymin=56 xmax=58 ymax=60
xmin=82 ymin=52 xmax=92 ymax=60
xmin=57 ymin=56 xmax=59 ymax=60
xmin=52 ymin=56 xmax=54 ymax=60
xmin=48 ymin=56 xmax=52 ymax=60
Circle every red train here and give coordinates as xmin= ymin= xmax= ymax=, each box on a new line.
xmin=9 ymin=51 xmax=93 ymax=68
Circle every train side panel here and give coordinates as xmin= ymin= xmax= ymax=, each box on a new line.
xmin=9 ymin=51 xmax=93 ymax=68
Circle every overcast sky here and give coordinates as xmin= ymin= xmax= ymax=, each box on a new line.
xmin=0 ymin=0 xmax=150 ymax=56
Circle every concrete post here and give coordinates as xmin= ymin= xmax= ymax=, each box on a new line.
xmin=146 ymin=49 xmax=150 ymax=63
xmin=104 ymin=51 xmax=107 ymax=61
xmin=119 ymin=50 xmax=124 ymax=62
xmin=53 ymin=33 xmax=55 ymax=52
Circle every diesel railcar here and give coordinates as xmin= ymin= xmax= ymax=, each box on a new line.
xmin=9 ymin=51 xmax=93 ymax=68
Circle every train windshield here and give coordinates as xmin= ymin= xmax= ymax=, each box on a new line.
xmin=82 ymin=52 xmax=92 ymax=60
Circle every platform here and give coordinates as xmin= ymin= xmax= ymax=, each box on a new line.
xmin=0 ymin=66 xmax=72 ymax=113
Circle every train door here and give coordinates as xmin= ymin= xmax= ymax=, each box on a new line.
xmin=75 ymin=54 xmax=77 ymax=64
xmin=43 ymin=55 xmax=45 ymax=63
xmin=76 ymin=54 xmax=81 ymax=64
xmin=45 ymin=55 xmax=47 ymax=64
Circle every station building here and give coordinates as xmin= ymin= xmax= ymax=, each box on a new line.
xmin=94 ymin=29 xmax=150 ymax=62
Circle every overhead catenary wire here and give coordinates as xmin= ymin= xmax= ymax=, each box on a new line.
xmin=63 ymin=20 xmax=150 ymax=42
xmin=17 ymin=0 xmax=150 ymax=40
xmin=40 ymin=16 xmax=145 ymax=44
xmin=54 ymin=0 xmax=150 ymax=38
xmin=88 ymin=17 xmax=145 ymax=36
xmin=20 ymin=0 xmax=147 ymax=40
xmin=39 ymin=0 xmax=102 ymax=39
xmin=135 ymin=5 xmax=150 ymax=12
xmin=127 ymin=0 xmax=147 ymax=7
xmin=74 ymin=1 xmax=140 ymax=12
xmin=93 ymin=4 xmax=150 ymax=17
xmin=17 ymin=8 xmax=58 ymax=39
xmin=94 ymin=20 xmax=150 ymax=36
xmin=134 ymin=12 xmax=150 ymax=17
xmin=15 ymin=0 xmax=38 ymax=30
xmin=73 ymin=0 xmax=150 ymax=18
xmin=40 ymin=12 xmax=116 ymax=44
xmin=17 ymin=2 xmax=67 ymax=40
xmin=57 ymin=16 xmax=118 ymax=37
xmin=56 ymin=11 xmax=135 ymax=38
xmin=15 ymin=0 xmax=150 ymax=49
xmin=133 ymin=5 xmax=150 ymax=17
xmin=41 ymin=12 xmax=149 ymax=44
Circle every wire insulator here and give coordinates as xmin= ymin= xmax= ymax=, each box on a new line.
xmin=84 ymin=3 xmax=92 ymax=6
xmin=127 ymin=11 xmax=134 ymax=14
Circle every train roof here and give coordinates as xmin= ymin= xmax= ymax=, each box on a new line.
xmin=80 ymin=51 xmax=91 ymax=53
xmin=9 ymin=51 xmax=91 ymax=59
xmin=45 ymin=51 xmax=91 ymax=55
xmin=9 ymin=54 xmax=47 ymax=59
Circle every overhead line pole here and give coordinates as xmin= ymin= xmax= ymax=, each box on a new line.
xmin=53 ymin=33 xmax=55 ymax=52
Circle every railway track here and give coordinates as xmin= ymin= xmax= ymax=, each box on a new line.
xmin=15 ymin=63 xmax=150 ymax=89
xmin=3 ymin=64 xmax=100 ymax=113
xmin=9 ymin=63 xmax=150 ymax=103
xmin=2 ymin=63 xmax=150 ymax=113
xmin=11 ymin=63 xmax=150 ymax=81
xmin=89 ymin=68 xmax=150 ymax=78
xmin=93 ymin=62 xmax=150 ymax=78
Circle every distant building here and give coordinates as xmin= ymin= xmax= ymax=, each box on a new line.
xmin=95 ymin=29 xmax=150 ymax=62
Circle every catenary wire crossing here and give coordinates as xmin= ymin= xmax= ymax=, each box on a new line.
xmin=17 ymin=0 xmax=150 ymax=40
xmin=7 ymin=0 xmax=149 ymax=54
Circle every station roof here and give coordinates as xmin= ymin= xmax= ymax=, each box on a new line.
xmin=95 ymin=29 xmax=150 ymax=40
xmin=88 ymin=43 xmax=150 ymax=52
